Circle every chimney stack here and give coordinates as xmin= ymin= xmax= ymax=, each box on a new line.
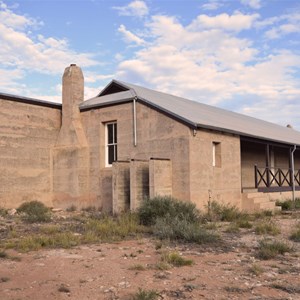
xmin=62 ymin=64 xmax=84 ymax=126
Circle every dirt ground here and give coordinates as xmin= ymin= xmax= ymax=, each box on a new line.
xmin=0 ymin=212 xmax=300 ymax=300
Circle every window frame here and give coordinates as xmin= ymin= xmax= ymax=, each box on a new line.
xmin=212 ymin=141 xmax=221 ymax=168
xmin=105 ymin=121 xmax=117 ymax=167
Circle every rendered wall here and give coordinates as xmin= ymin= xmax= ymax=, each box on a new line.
xmin=149 ymin=159 xmax=172 ymax=198
xmin=130 ymin=160 xmax=149 ymax=211
xmin=81 ymin=101 xmax=191 ymax=211
xmin=0 ymin=98 xmax=61 ymax=208
xmin=189 ymin=129 xmax=242 ymax=209
xmin=112 ymin=161 xmax=130 ymax=213
xmin=52 ymin=65 xmax=91 ymax=209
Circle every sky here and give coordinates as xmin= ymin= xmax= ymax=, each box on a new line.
xmin=1 ymin=0 xmax=300 ymax=129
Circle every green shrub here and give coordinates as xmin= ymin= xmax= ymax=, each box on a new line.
xmin=256 ymin=239 xmax=293 ymax=260
xmin=206 ymin=201 xmax=243 ymax=222
xmin=255 ymin=220 xmax=281 ymax=236
xmin=82 ymin=213 xmax=144 ymax=243
xmin=290 ymin=228 xmax=300 ymax=242
xmin=129 ymin=264 xmax=146 ymax=271
xmin=276 ymin=198 xmax=300 ymax=210
xmin=138 ymin=196 xmax=200 ymax=226
xmin=17 ymin=201 xmax=51 ymax=223
xmin=236 ymin=219 xmax=253 ymax=229
xmin=161 ymin=251 xmax=193 ymax=267
xmin=0 ymin=207 xmax=8 ymax=217
xmin=6 ymin=232 xmax=80 ymax=252
xmin=249 ymin=263 xmax=264 ymax=276
xmin=0 ymin=250 xmax=8 ymax=258
xmin=225 ymin=223 xmax=240 ymax=233
xmin=66 ymin=205 xmax=77 ymax=212
xmin=131 ymin=288 xmax=160 ymax=300
xmin=153 ymin=215 xmax=219 ymax=244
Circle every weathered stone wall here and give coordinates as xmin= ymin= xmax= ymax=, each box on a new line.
xmin=81 ymin=101 xmax=191 ymax=211
xmin=52 ymin=65 xmax=91 ymax=209
xmin=130 ymin=160 xmax=149 ymax=211
xmin=189 ymin=129 xmax=242 ymax=209
xmin=112 ymin=161 xmax=130 ymax=214
xmin=0 ymin=98 xmax=61 ymax=208
xmin=149 ymin=158 xmax=172 ymax=198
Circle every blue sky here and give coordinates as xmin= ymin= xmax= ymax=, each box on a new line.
xmin=1 ymin=0 xmax=300 ymax=129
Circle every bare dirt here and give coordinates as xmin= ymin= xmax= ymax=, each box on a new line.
xmin=0 ymin=212 xmax=300 ymax=300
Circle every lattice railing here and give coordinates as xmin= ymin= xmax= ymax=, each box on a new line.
xmin=254 ymin=166 xmax=300 ymax=188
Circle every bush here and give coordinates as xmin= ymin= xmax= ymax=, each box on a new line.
xmin=236 ymin=219 xmax=253 ymax=229
xmin=153 ymin=215 xmax=219 ymax=244
xmin=290 ymin=228 xmax=300 ymax=242
xmin=256 ymin=239 xmax=293 ymax=260
xmin=276 ymin=198 xmax=300 ymax=210
xmin=249 ymin=263 xmax=264 ymax=276
xmin=131 ymin=288 xmax=160 ymax=300
xmin=82 ymin=213 xmax=144 ymax=243
xmin=138 ymin=196 xmax=200 ymax=226
xmin=17 ymin=201 xmax=51 ymax=223
xmin=0 ymin=207 xmax=8 ymax=217
xmin=206 ymin=201 xmax=243 ymax=222
xmin=255 ymin=220 xmax=281 ymax=236
xmin=6 ymin=232 xmax=80 ymax=252
xmin=161 ymin=251 xmax=193 ymax=267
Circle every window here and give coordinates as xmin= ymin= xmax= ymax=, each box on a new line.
xmin=212 ymin=142 xmax=221 ymax=167
xmin=106 ymin=122 xmax=117 ymax=167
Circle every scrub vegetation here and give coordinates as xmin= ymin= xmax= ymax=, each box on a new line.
xmin=0 ymin=198 xmax=299 ymax=300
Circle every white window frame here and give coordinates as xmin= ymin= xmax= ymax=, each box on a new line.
xmin=212 ymin=142 xmax=216 ymax=167
xmin=105 ymin=122 xmax=117 ymax=167
xmin=212 ymin=141 xmax=221 ymax=167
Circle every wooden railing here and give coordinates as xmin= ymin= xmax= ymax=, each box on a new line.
xmin=254 ymin=165 xmax=300 ymax=191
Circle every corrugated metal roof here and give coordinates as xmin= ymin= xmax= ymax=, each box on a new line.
xmin=80 ymin=90 xmax=134 ymax=110
xmin=82 ymin=80 xmax=300 ymax=146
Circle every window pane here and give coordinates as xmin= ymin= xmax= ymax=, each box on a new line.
xmin=115 ymin=145 xmax=118 ymax=161
xmin=108 ymin=145 xmax=115 ymax=165
xmin=107 ymin=124 xmax=114 ymax=144
xmin=114 ymin=123 xmax=117 ymax=143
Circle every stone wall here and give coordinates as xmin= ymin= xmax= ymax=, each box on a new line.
xmin=52 ymin=64 xmax=91 ymax=209
xmin=149 ymin=158 xmax=172 ymax=198
xmin=0 ymin=98 xmax=61 ymax=208
xmin=130 ymin=160 xmax=149 ymax=211
xmin=112 ymin=161 xmax=130 ymax=214
xmin=189 ymin=129 xmax=242 ymax=209
xmin=81 ymin=101 xmax=191 ymax=211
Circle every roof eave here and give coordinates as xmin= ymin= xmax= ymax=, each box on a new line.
xmin=0 ymin=92 xmax=62 ymax=109
xmin=80 ymin=98 xmax=134 ymax=112
xmin=196 ymin=123 xmax=300 ymax=147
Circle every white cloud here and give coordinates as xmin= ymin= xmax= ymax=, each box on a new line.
xmin=0 ymin=2 xmax=100 ymax=97
xmin=265 ymin=22 xmax=300 ymax=39
xmin=240 ymin=0 xmax=261 ymax=10
xmin=0 ymin=1 xmax=42 ymax=30
xmin=201 ymin=1 xmax=223 ymax=11
xmin=113 ymin=0 xmax=148 ymax=18
xmin=261 ymin=13 xmax=300 ymax=39
xmin=118 ymin=24 xmax=145 ymax=45
xmin=0 ymin=68 xmax=24 ymax=93
xmin=116 ymin=12 xmax=300 ymax=128
xmin=189 ymin=12 xmax=259 ymax=32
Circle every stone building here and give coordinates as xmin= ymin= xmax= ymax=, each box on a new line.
xmin=1 ymin=64 xmax=300 ymax=212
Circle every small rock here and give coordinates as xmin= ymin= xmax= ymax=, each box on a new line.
xmin=52 ymin=208 xmax=63 ymax=212
xmin=8 ymin=209 xmax=17 ymax=216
